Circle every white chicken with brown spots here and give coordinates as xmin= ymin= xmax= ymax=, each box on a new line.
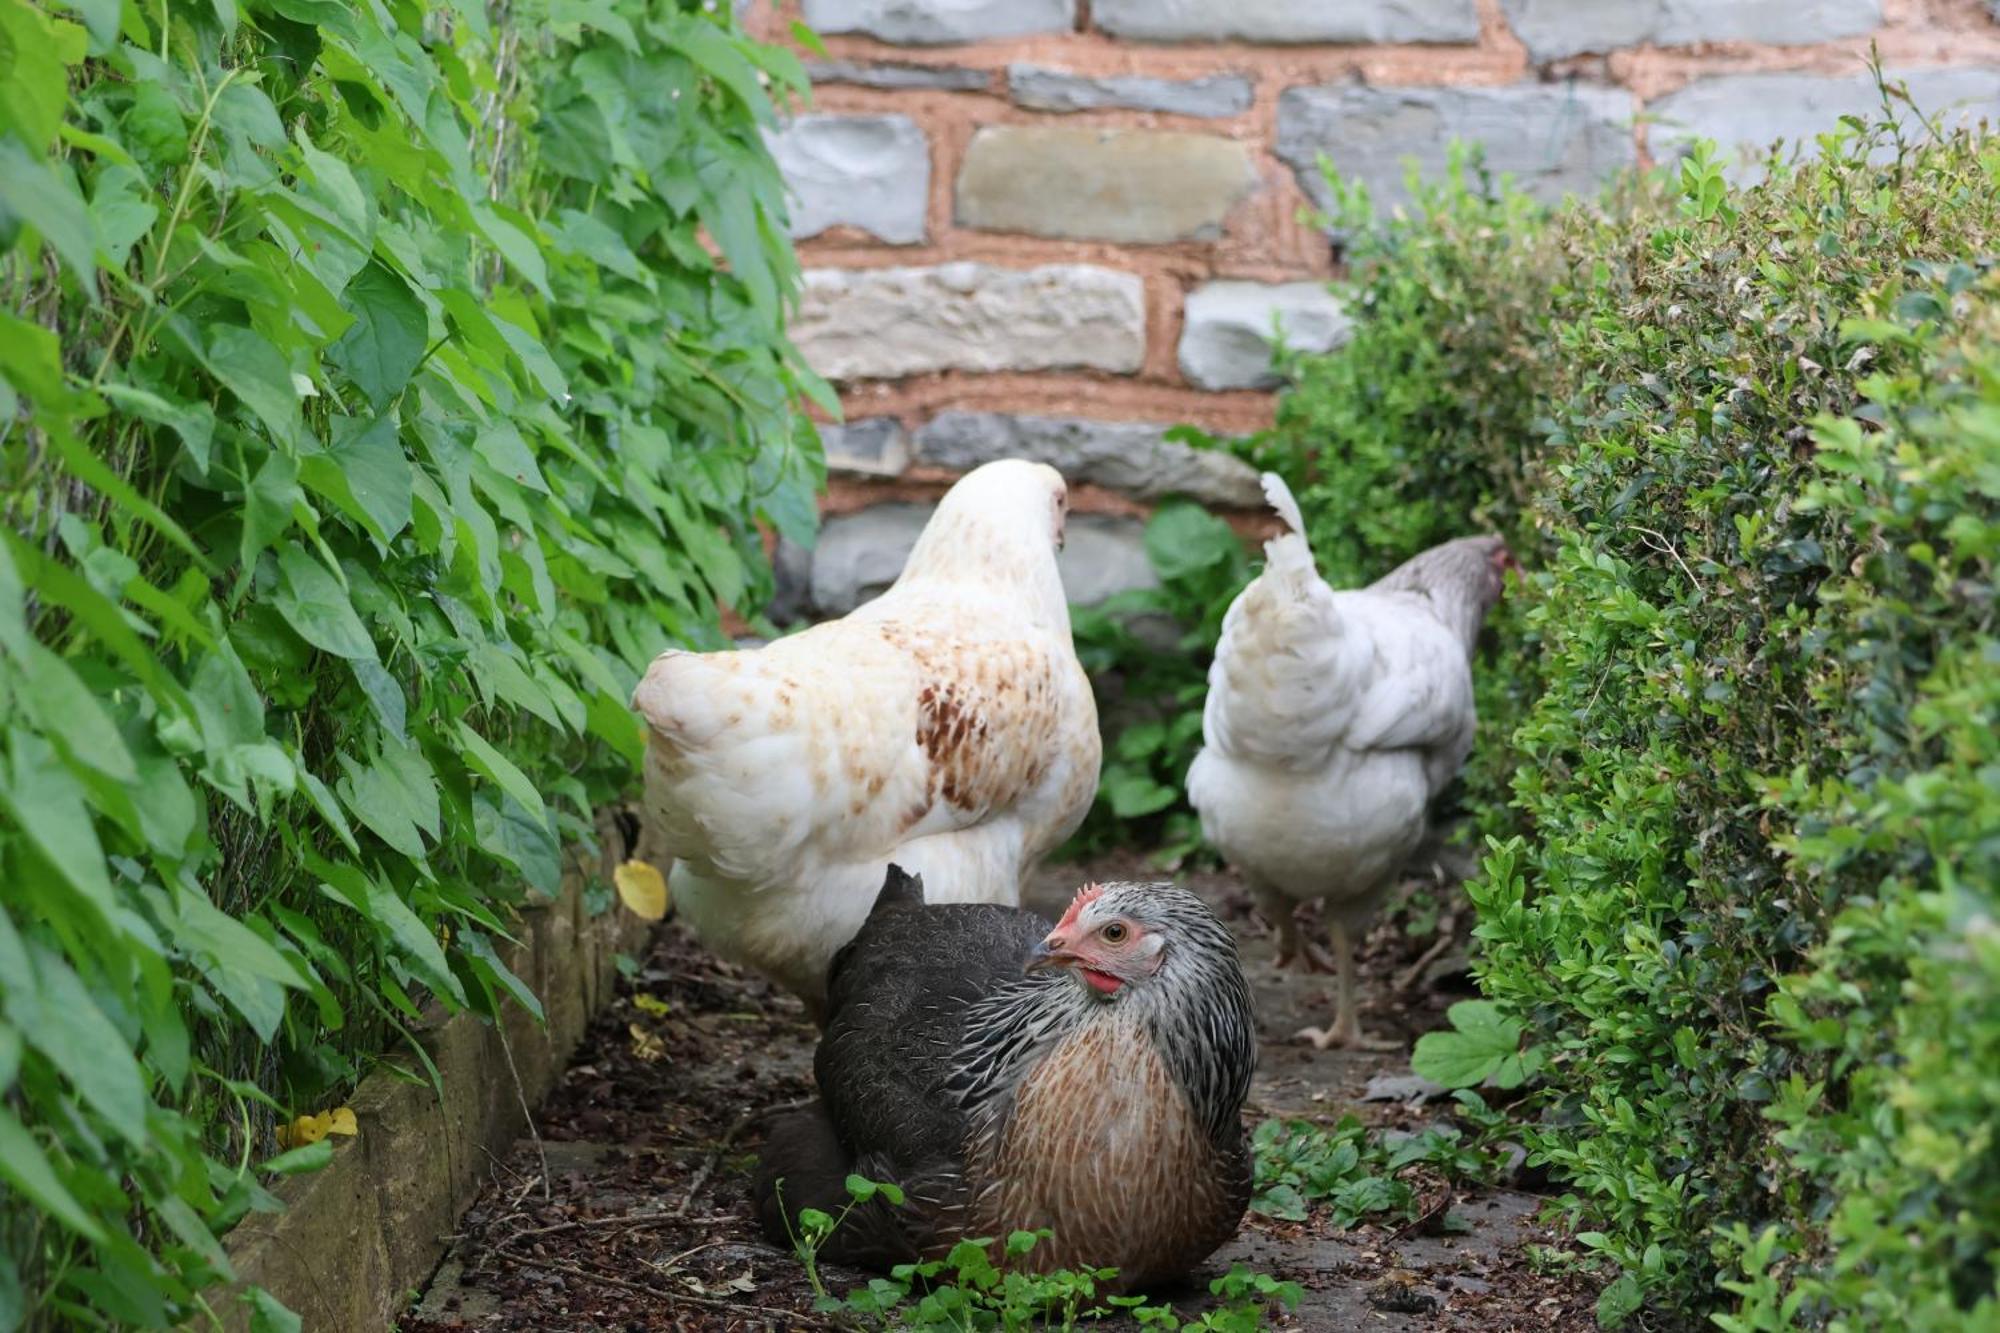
xmin=632 ymin=460 xmax=1100 ymax=1012
xmin=1188 ymin=473 xmax=1511 ymax=1050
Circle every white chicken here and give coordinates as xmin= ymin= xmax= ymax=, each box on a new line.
xmin=632 ymin=460 xmax=1101 ymax=1011
xmin=1187 ymin=474 xmax=1511 ymax=1050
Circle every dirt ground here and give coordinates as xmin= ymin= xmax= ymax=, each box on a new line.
xmin=402 ymin=854 xmax=1601 ymax=1332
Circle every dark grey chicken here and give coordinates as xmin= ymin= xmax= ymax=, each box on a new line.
xmin=754 ymin=866 xmax=1258 ymax=1291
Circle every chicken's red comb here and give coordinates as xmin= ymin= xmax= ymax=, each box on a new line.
xmin=1054 ymin=882 xmax=1103 ymax=932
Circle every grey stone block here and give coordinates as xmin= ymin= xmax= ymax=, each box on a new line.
xmin=1093 ymin=0 xmax=1479 ymax=44
xmin=1650 ymin=67 xmax=2000 ymax=180
xmin=810 ymin=504 xmax=1158 ymax=615
xmin=1502 ymin=0 xmax=1881 ymax=63
xmin=1276 ymin=81 xmax=1636 ymax=214
xmin=820 ymin=417 xmax=914 ymax=477
xmin=793 ymin=263 xmax=1146 ymax=380
xmin=801 ymin=0 xmax=1074 ymax=45
xmin=957 ymin=125 xmax=1256 ymax=243
xmin=1362 ymin=1071 xmax=1449 ymax=1103
xmin=1060 ymin=513 xmax=1162 ymax=607
xmin=765 ymin=114 xmax=929 ymax=245
xmin=1179 ymin=280 xmax=1351 ymax=390
xmin=805 ymin=59 xmax=992 ymax=91
xmin=913 ymin=412 xmax=1265 ymax=506
xmin=1007 ymin=64 xmax=1255 ymax=117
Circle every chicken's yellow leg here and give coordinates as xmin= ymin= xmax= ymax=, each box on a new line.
xmin=1296 ymin=922 xmax=1399 ymax=1051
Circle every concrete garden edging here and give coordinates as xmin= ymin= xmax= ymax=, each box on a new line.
xmin=220 ymin=810 xmax=656 ymax=1332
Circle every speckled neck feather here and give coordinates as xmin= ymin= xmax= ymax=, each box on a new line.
xmin=949 ymin=882 xmax=1257 ymax=1152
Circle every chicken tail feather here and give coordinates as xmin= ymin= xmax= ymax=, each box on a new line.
xmin=872 ymin=863 xmax=926 ymax=916
xmin=754 ymin=1102 xmax=923 ymax=1268
xmin=1261 ymin=471 xmax=1306 ymax=537
xmin=1259 ymin=472 xmax=1317 ymax=586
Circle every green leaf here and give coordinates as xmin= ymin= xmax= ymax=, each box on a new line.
xmin=214 ymin=82 xmax=286 ymax=148
xmin=1105 ymin=769 xmax=1176 ymax=818
xmin=10 ymin=638 xmax=137 ymax=783
xmin=50 ymin=423 xmax=211 ymax=570
xmin=98 ymin=382 xmax=216 ymax=473
xmin=1145 ymin=501 xmax=1243 ymax=581
xmin=295 ymin=131 xmax=373 ymax=243
xmin=458 ymin=928 xmax=544 ymax=1021
xmin=257 ymin=1139 xmax=333 ymax=1176
xmin=0 ymin=729 xmax=116 ymax=926
xmin=471 ymin=202 xmax=550 ymax=299
xmin=329 ymin=261 xmax=429 ymax=407
xmin=350 ymin=657 xmax=407 ymax=741
xmin=0 ymin=137 xmax=99 ymax=289
xmin=0 ymin=4 xmax=88 ymax=143
xmin=485 ymin=305 xmax=568 ymax=402
xmin=0 ymin=309 xmax=68 ymax=408
xmin=455 ymin=720 xmax=549 ymax=829
xmin=242 ymin=450 xmax=304 ymax=567
xmin=201 ymin=324 xmax=302 ymax=448
xmin=300 ymin=414 xmax=413 ymax=544
xmin=298 ymin=765 xmax=360 ymax=854
xmin=472 ymin=422 xmax=549 ymax=494
xmin=272 ymin=543 xmax=377 ymax=661
xmin=17 ymin=944 xmax=150 ymax=1147
xmin=0 ymin=1107 xmax=104 ymax=1242
xmin=336 ymin=737 xmax=437 ymax=859
xmin=1410 ymin=1000 xmax=1532 ymax=1090
xmin=245 ymin=1289 xmax=303 ymax=1333
xmin=171 ymin=887 xmax=306 ymax=991
xmin=309 ymin=852 xmax=466 ymax=1007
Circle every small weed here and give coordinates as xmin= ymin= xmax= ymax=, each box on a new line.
xmin=1251 ymin=1109 xmax=1516 ymax=1228
xmin=787 ymin=1177 xmax=1301 ymax=1330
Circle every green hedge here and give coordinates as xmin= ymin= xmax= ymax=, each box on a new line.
xmin=1476 ymin=125 xmax=2000 ymax=1327
xmin=1257 ymin=102 xmax=1999 ymax=1327
xmin=0 ymin=0 xmax=820 ymax=1324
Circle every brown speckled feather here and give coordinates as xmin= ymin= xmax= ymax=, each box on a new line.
xmin=966 ymin=1017 xmax=1251 ymax=1290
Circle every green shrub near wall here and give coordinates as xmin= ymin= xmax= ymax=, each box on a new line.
xmin=0 ymin=0 xmax=823 ymax=1324
xmin=1474 ymin=125 xmax=2000 ymax=1327
xmin=1222 ymin=98 xmax=1999 ymax=1327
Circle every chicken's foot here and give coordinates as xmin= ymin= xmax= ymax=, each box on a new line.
xmin=1294 ymin=921 xmax=1401 ymax=1052
xmin=1265 ymin=899 xmax=1337 ymax=974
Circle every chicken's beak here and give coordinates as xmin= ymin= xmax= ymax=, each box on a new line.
xmin=1025 ymin=935 xmax=1076 ymax=973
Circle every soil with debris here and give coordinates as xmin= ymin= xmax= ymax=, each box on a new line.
xmin=404 ymin=854 xmax=1601 ymax=1332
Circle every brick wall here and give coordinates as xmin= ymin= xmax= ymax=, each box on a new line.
xmin=744 ymin=0 xmax=2000 ymax=620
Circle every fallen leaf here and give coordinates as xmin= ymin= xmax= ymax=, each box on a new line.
xmin=614 ymin=860 xmax=669 ymax=920
xmin=633 ymin=993 xmax=671 ymax=1018
xmin=276 ymin=1105 xmax=359 ymax=1148
xmin=629 ymin=1022 xmax=666 ymax=1063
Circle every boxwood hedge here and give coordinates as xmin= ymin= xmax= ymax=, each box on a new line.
xmin=1268 ymin=98 xmax=2000 ymax=1327
xmin=1482 ymin=120 xmax=2000 ymax=1327
xmin=0 ymin=0 xmax=821 ymax=1325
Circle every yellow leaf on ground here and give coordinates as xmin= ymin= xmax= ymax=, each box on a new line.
xmin=633 ymin=994 xmax=671 ymax=1018
xmin=614 ymin=859 xmax=669 ymax=920
xmin=629 ymin=1022 xmax=666 ymax=1063
xmin=276 ymin=1105 xmax=359 ymax=1148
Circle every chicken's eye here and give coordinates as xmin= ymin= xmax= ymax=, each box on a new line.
xmin=1101 ymin=922 xmax=1128 ymax=944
